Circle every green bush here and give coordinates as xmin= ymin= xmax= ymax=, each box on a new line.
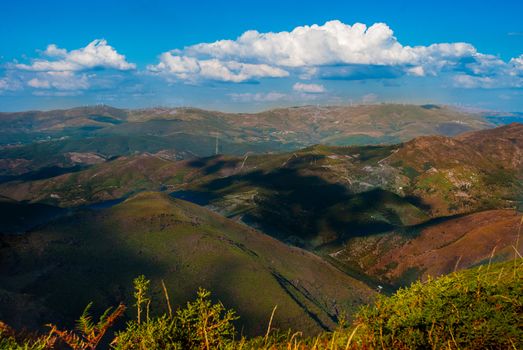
xmin=112 ymin=277 xmax=237 ymax=350
xmin=354 ymin=260 xmax=523 ymax=349
xmin=111 ymin=315 xmax=180 ymax=350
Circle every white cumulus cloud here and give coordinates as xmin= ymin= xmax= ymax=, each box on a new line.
xmin=177 ymin=21 xmax=476 ymax=74
xmin=149 ymin=20 xmax=523 ymax=86
xmin=452 ymin=53 xmax=523 ymax=89
xmin=148 ymin=53 xmax=288 ymax=82
xmin=453 ymin=73 xmax=522 ymax=89
xmin=0 ymin=76 xmax=22 ymax=92
xmin=293 ymin=82 xmax=325 ymax=93
xmin=8 ymin=39 xmax=135 ymax=92
xmin=510 ymin=54 xmax=523 ymax=74
xmin=15 ymin=39 xmax=135 ymax=72
xmin=0 ymin=78 xmax=14 ymax=91
xmin=453 ymin=75 xmax=495 ymax=88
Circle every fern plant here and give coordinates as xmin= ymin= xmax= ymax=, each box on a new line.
xmin=48 ymin=303 xmax=126 ymax=350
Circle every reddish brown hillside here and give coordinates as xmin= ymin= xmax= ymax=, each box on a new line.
xmin=389 ymin=135 xmax=491 ymax=172
xmin=456 ymin=123 xmax=523 ymax=169
xmin=369 ymin=210 xmax=523 ymax=281
xmin=390 ymin=122 xmax=523 ymax=171
xmin=385 ymin=123 xmax=523 ymax=217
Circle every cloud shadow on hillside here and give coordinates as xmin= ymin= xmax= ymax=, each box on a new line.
xmin=172 ymin=166 xmax=432 ymax=248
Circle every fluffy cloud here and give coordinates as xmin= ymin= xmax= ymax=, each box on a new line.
xmin=186 ymin=21 xmax=475 ymax=71
xmin=150 ymin=20 xmax=522 ymax=87
xmin=510 ymin=55 xmax=523 ymax=74
xmin=15 ymin=39 xmax=135 ymax=72
xmin=452 ymin=75 xmax=496 ymax=89
xmin=148 ymin=53 xmax=288 ymax=83
xmin=453 ymin=73 xmax=522 ymax=89
xmin=452 ymin=53 xmax=523 ymax=89
xmin=0 ymin=78 xmax=16 ymax=91
xmin=7 ymin=39 xmax=135 ymax=93
xmin=463 ymin=53 xmax=506 ymax=76
xmin=293 ymin=82 xmax=325 ymax=93
xmin=0 ymin=75 xmax=22 ymax=92
xmin=150 ymin=20 xmax=479 ymax=82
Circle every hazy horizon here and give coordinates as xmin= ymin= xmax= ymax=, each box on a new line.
xmin=1 ymin=101 xmax=519 ymax=116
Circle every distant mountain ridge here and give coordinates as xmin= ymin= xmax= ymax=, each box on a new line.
xmin=0 ymin=103 xmax=497 ymax=182
xmin=0 ymin=104 xmax=494 ymax=145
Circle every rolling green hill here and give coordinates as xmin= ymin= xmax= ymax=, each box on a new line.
xmin=0 ymin=192 xmax=374 ymax=336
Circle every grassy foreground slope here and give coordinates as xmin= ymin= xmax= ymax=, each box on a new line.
xmin=351 ymin=259 xmax=523 ymax=349
xmin=0 ymin=192 xmax=373 ymax=335
xmin=243 ymin=259 xmax=523 ymax=349
xmin=1 ymin=259 xmax=520 ymax=349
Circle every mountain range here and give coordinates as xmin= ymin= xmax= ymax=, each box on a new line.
xmin=0 ymin=104 xmax=498 ymax=180
xmin=0 ymin=104 xmax=521 ymax=336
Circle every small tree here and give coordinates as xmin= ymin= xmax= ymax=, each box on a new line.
xmin=175 ymin=288 xmax=237 ymax=350
xmin=133 ymin=275 xmax=150 ymax=324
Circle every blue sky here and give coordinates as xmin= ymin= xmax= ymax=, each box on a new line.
xmin=1 ymin=0 xmax=522 ymax=112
